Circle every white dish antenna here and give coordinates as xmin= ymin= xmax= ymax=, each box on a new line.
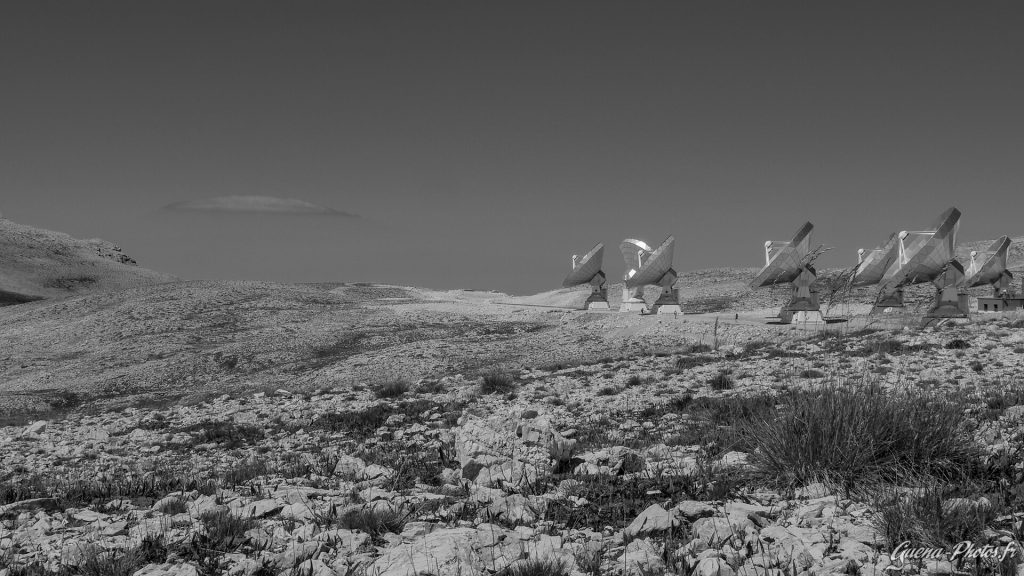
xmin=965 ymin=236 xmax=1013 ymax=295
xmin=749 ymin=222 xmax=825 ymax=324
xmin=619 ymin=239 xmax=653 ymax=282
xmin=853 ymin=233 xmax=899 ymax=287
xmin=618 ymin=236 xmax=681 ymax=314
xmin=562 ymin=243 xmax=605 ymax=287
xmin=882 ymin=207 xmax=961 ymax=287
xmin=562 ymin=243 xmax=610 ymax=310
xmin=750 ymin=222 xmax=815 ymax=288
xmin=626 ymin=236 xmax=675 ymax=288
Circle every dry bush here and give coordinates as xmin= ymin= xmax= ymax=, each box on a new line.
xmin=743 ymin=382 xmax=982 ymax=489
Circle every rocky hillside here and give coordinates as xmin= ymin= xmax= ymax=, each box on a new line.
xmin=0 ymin=217 xmax=176 ymax=304
xmin=2 ymin=319 xmax=1023 ymax=576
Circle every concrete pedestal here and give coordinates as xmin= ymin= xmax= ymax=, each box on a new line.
xmin=781 ymin=310 xmax=826 ymax=325
xmin=620 ymin=286 xmax=648 ymax=313
xmin=926 ymin=264 xmax=969 ymax=319
xmin=927 ymin=292 xmax=969 ymax=318
xmin=651 ymin=288 xmax=682 ymax=314
xmin=870 ymin=286 xmax=904 ymax=314
xmin=583 ymin=285 xmax=609 ymax=310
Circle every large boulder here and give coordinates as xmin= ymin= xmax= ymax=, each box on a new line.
xmin=366 ymin=528 xmax=482 ymax=576
xmin=456 ymin=414 xmax=551 ymax=487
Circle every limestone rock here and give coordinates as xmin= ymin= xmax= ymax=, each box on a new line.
xmin=624 ymin=504 xmax=679 ymax=538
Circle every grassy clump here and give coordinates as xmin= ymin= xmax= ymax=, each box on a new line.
xmin=708 ymin=370 xmax=734 ymax=390
xmin=0 ymin=470 xmax=217 ymax=510
xmin=873 ymin=483 xmax=998 ymax=551
xmin=333 ymin=507 xmax=409 ymax=541
xmin=7 ymin=537 xmax=169 ymax=576
xmin=498 ymin=558 xmax=572 ymax=576
xmin=176 ymin=420 xmax=265 ymax=449
xmin=945 ymin=338 xmax=971 ymax=350
xmin=480 ymin=370 xmax=517 ymax=394
xmin=743 ymin=383 xmax=982 ymax=488
xmin=312 ymin=399 xmax=454 ymax=438
xmin=373 ymin=379 xmax=411 ymax=399
xmin=357 ymin=441 xmax=449 ymax=490
xmin=195 ymin=509 xmax=260 ymax=553
xmin=625 ymin=374 xmax=653 ymax=387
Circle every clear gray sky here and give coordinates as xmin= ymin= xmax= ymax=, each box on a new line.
xmin=2 ymin=2 xmax=1023 ymax=294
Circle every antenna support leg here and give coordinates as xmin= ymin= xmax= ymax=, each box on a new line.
xmin=780 ymin=266 xmax=824 ymax=324
xmin=620 ymin=286 xmax=648 ymax=313
xmin=871 ymin=284 xmax=905 ymax=314
xmin=651 ymin=269 xmax=682 ymax=315
xmin=927 ymin=264 xmax=969 ymax=318
xmin=584 ymin=272 xmax=610 ymax=310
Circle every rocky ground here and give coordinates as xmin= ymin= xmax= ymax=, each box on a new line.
xmin=2 ymin=316 xmax=1024 ymax=576
xmin=3 ymin=219 xmax=1024 ymax=576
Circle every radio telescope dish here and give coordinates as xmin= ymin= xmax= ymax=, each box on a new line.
xmin=618 ymin=236 xmax=681 ymax=314
xmin=626 ymin=236 xmax=676 ymax=288
xmin=620 ymin=239 xmax=653 ymax=282
xmin=864 ymin=207 xmax=967 ymax=317
xmin=965 ymin=236 xmax=1014 ymax=297
xmin=853 ymin=233 xmax=899 ymax=287
xmin=750 ymin=222 xmax=814 ymax=288
xmin=562 ymin=243 xmax=610 ymax=310
xmin=749 ymin=222 xmax=825 ymax=324
xmin=883 ymin=207 xmax=961 ymax=288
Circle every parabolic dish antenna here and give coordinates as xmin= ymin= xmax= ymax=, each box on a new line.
xmin=626 ymin=236 xmax=676 ymax=288
xmin=853 ymin=233 xmax=899 ymax=288
xmin=965 ymin=236 xmax=1014 ymax=296
xmin=884 ymin=206 xmax=961 ymax=287
xmin=750 ymin=222 xmax=814 ymax=288
xmin=620 ymin=239 xmax=653 ymax=282
xmin=867 ymin=207 xmax=966 ymax=318
xmin=618 ymin=236 xmax=681 ymax=314
xmin=749 ymin=222 xmax=825 ymax=324
xmin=562 ymin=243 xmax=610 ymax=310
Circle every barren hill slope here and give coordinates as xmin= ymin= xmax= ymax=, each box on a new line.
xmin=0 ymin=217 xmax=177 ymax=303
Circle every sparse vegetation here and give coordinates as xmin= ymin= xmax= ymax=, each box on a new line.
xmin=498 ymin=558 xmax=572 ymax=576
xmin=481 ymin=370 xmax=517 ymax=394
xmin=708 ymin=369 xmax=735 ymax=390
xmin=373 ymin=378 xmax=412 ymax=398
xmin=743 ymin=382 xmax=982 ymax=489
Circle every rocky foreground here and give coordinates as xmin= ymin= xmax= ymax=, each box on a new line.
xmin=3 ymin=317 xmax=1024 ymax=576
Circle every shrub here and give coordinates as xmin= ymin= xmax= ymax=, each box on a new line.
xmin=743 ymin=383 xmax=982 ymax=488
xmin=945 ymin=339 xmax=971 ymax=350
xmin=195 ymin=509 xmax=259 ymax=552
xmin=358 ymin=442 xmax=447 ymax=489
xmin=873 ymin=482 xmax=998 ymax=551
xmin=312 ymin=399 xmax=450 ymax=438
xmin=373 ymin=379 xmax=411 ymax=399
xmin=625 ymin=375 xmax=651 ymax=387
xmin=481 ymin=370 xmax=516 ymax=394
xmin=176 ymin=420 xmax=265 ymax=449
xmin=708 ymin=370 xmax=734 ymax=390
xmin=334 ymin=507 xmax=408 ymax=539
xmin=498 ymin=558 xmax=572 ymax=576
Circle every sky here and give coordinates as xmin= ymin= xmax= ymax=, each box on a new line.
xmin=2 ymin=1 xmax=1023 ymax=294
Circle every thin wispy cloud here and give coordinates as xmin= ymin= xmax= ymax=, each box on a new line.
xmin=162 ymin=195 xmax=359 ymax=217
